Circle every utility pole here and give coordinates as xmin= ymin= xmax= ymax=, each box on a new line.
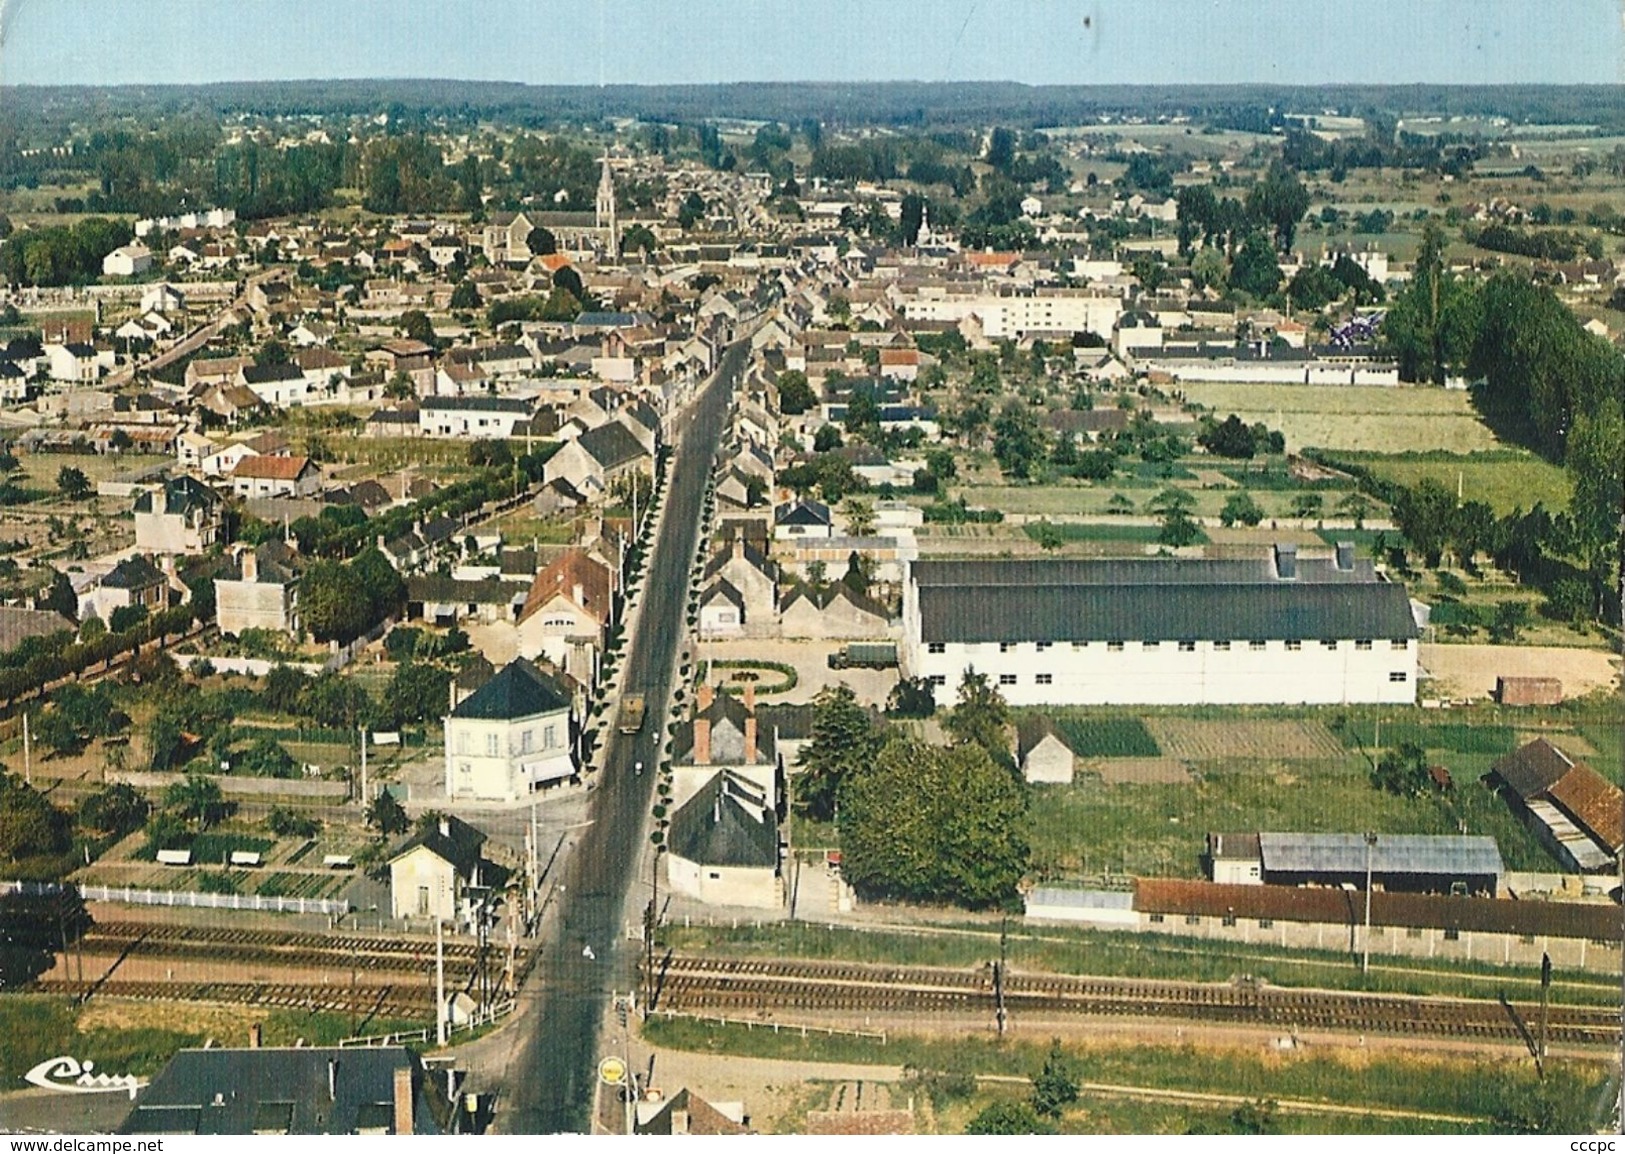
xmin=23 ymin=712 xmax=31 ymax=786
xmin=1362 ymin=832 xmax=1378 ymax=975
xmin=1536 ymin=952 xmax=1550 ymax=1078
xmin=435 ymin=919 xmax=447 ymax=1046
xmin=994 ymin=916 xmax=1008 ymax=1037
xmin=359 ymin=726 xmax=368 ymax=807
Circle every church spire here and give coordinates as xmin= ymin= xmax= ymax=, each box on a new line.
xmin=596 ymin=154 xmax=618 ymax=262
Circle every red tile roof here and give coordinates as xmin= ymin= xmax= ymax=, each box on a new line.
xmin=518 ymin=548 xmax=615 ymax=626
xmin=231 ymin=454 xmax=314 ymax=481
xmin=1134 ymin=879 xmax=1621 ymax=941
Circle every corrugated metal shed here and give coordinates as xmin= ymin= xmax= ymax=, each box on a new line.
xmin=1027 ymin=886 xmax=1134 ymax=912
xmin=1258 ymin=832 xmax=1503 ymax=878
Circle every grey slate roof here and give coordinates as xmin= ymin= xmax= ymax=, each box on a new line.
xmin=388 ymin=814 xmax=486 ymax=876
xmin=448 ymin=657 xmax=571 ymax=721
xmin=1258 ymin=832 xmax=1504 ymax=878
xmin=103 ymin=555 xmax=166 ymax=591
xmin=119 ymin=1047 xmax=436 ymax=1135
xmin=576 ymin=420 xmax=649 ymax=471
xmin=1488 ymin=737 xmax=1578 ymax=800
xmin=133 ymin=475 xmax=220 ymax=516
xmin=240 ymin=362 xmax=306 ymax=385
xmin=914 ymin=556 xmax=1416 ymax=645
xmin=420 ymin=395 xmax=534 ymax=414
xmin=668 ymin=771 xmax=778 ymax=869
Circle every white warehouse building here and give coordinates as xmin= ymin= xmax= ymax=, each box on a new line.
xmin=902 ymin=545 xmax=1420 ymax=707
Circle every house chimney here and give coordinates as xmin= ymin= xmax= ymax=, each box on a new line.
xmin=438 ymin=817 xmax=451 ymax=838
xmin=393 ymin=1066 xmax=414 ymax=1135
xmin=693 ymin=718 xmax=711 ymax=766
xmin=744 ymin=713 xmax=758 ymax=766
xmin=573 ymin=582 xmax=585 ymax=607
xmin=743 ymin=682 xmax=756 ymax=712
xmin=151 ymin=485 xmax=167 ymax=516
xmin=1336 ymin=541 xmax=1355 ymax=572
xmin=732 ymin=537 xmax=744 ymax=561
xmin=672 ymin=1109 xmax=690 ymax=1136
xmin=248 ymin=1022 xmax=262 ymax=1049
xmin=697 ymin=683 xmax=714 ymax=712
xmin=1273 ymin=542 xmax=1297 ymax=581
xmin=241 ymin=548 xmax=257 ymax=583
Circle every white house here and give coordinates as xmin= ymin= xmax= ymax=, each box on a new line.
xmin=102 ymin=242 xmax=153 ymax=278
xmin=229 ymin=454 xmax=321 ymax=499
xmin=903 ymin=545 xmax=1420 ymax=707
xmin=443 ymin=658 xmax=577 ymax=802
xmin=418 ymin=396 xmax=535 ymax=439
xmin=388 ymin=814 xmax=488 ymax=924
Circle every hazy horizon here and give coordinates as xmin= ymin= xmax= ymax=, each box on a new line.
xmin=1 ymin=0 xmax=1619 ymax=89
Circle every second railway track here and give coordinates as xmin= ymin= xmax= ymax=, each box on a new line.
xmin=646 ymin=955 xmax=1620 ymax=1046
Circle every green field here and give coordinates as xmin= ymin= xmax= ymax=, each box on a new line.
xmin=1028 ymin=751 xmax=1557 ymax=878
xmin=1334 ymin=451 xmax=1572 ymax=515
xmin=642 ymin=1016 xmax=1611 ymax=1134
xmin=1177 ymin=384 xmax=1504 ymax=454
xmin=1049 ymin=715 xmax=1162 ymax=758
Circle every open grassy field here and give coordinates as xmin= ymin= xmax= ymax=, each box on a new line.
xmin=642 ymin=1016 xmax=1612 ymax=1133
xmin=1176 ymin=384 xmax=1504 ymax=454
xmin=1028 ymin=754 xmax=1556 ymax=878
xmin=1334 ymin=450 xmax=1571 ymax=515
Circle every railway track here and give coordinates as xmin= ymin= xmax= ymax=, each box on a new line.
xmin=34 ymin=979 xmax=434 ymax=1019
xmin=78 ymin=921 xmax=505 ymax=975
xmin=647 ymin=956 xmax=1621 ymax=1046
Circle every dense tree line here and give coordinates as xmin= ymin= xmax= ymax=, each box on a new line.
xmin=0 ymin=217 xmax=132 ymax=287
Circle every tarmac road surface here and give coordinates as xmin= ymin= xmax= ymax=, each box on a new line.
xmin=498 ymin=340 xmax=744 ymax=1133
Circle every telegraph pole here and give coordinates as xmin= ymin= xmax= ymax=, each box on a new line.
xmin=994 ymin=916 xmax=1008 ymax=1037
xmin=435 ymin=920 xmax=447 ymax=1046
xmin=1362 ymin=832 xmax=1378 ymax=976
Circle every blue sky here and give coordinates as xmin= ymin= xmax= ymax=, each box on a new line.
xmin=1 ymin=0 xmax=1619 ymax=87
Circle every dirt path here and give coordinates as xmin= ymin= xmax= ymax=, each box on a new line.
xmin=1421 ymin=642 xmax=1621 ymax=700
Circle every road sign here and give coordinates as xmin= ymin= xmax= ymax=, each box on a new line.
xmin=598 ymin=1056 xmax=627 ymax=1086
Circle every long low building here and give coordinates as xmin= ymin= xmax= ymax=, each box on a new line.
xmin=902 ymin=545 xmax=1420 ymax=705
xmin=1209 ymin=831 xmax=1504 ymax=896
xmin=1026 ymin=878 xmax=1622 ymax=974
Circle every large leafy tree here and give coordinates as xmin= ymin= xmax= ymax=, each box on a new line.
xmin=943 ymin=669 xmax=1012 ymax=767
xmin=163 ymin=773 xmax=224 ymax=832
xmin=1391 ymin=478 xmax=1458 ymax=568
xmin=839 ymin=738 xmax=1028 ymax=908
xmin=795 ymin=684 xmax=884 ymax=822
xmin=1247 ymin=160 xmax=1310 ymax=250
xmin=992 ymin=401 xmax=1045 ymax=480
xmin=301 ymin=560 xmax=370 ymax=643
xmin=1229 ymin=230 xmax=1282 ymax=298
xmin=0 ymin=774 xmax=73 ymax=862
xmin=1382 ymin=220 xmax=1481 ymax=385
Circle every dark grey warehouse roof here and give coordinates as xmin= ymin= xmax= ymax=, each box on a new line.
xmin=916 ymin=580 xmax=1418 ymax=644
xmin=912 ymin=554 xmax=1375 ymax=589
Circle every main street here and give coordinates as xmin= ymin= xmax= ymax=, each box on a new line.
xmin=497 ymin=340 xmax=747 ymax=1133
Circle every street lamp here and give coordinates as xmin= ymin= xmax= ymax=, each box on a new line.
xmin=1362 ymin=832 xmax=1378 ymax=976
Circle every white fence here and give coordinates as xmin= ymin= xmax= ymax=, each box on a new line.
xmin=2 ymin=879 xmax=349 ymax=916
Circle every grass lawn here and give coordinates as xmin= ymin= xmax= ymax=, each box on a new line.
xmin=1176 ymin=384 xmax=1503 ymax=454
xmin=641 ymin=1016 xmax=1610 ymax=1132
xmin=1028 ymin=747 xmax=1559 ymax=877
xmin=1333 ymin=450 xmax=1572 ymax=515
